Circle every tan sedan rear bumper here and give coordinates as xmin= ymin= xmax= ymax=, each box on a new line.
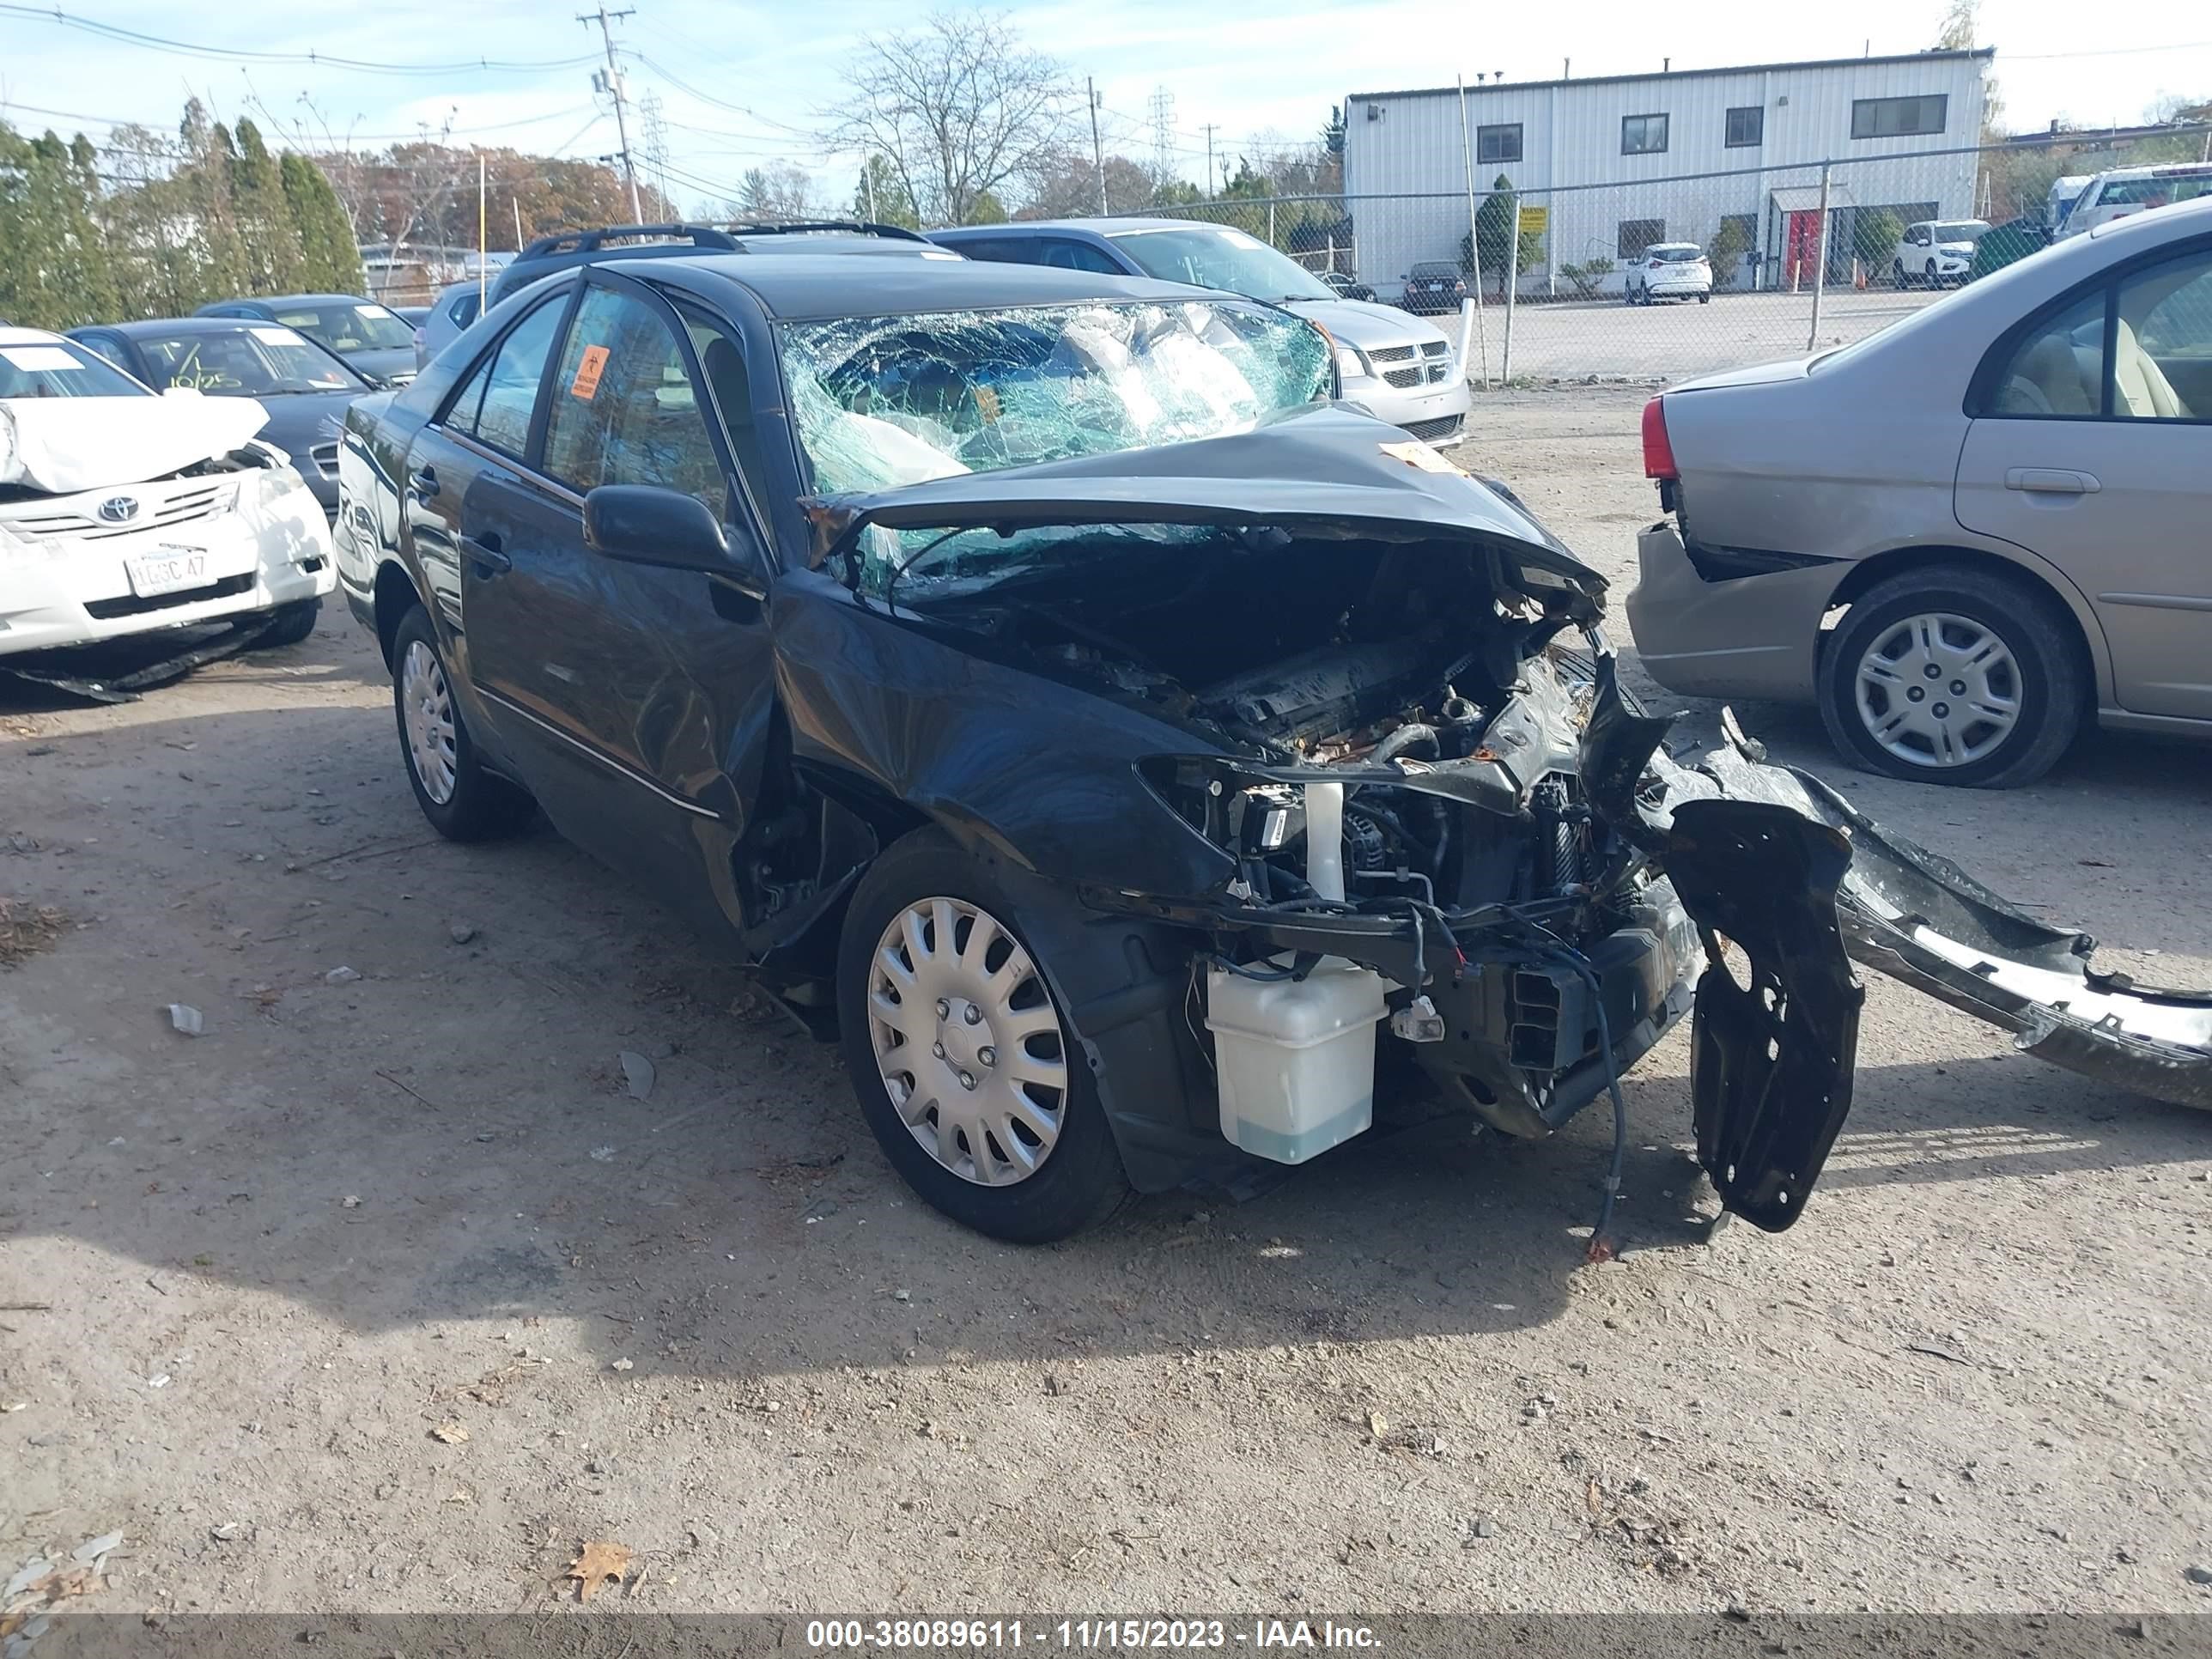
xmin=1625 ymin=523 xmax=1836 ymax=704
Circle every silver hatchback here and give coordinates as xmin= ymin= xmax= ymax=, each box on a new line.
xmin=1628 ymin=198 xmax=2212 ymax=787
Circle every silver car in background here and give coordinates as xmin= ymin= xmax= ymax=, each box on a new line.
xmin=929 ymin=218 xmax=1474 ymax=447
xmin=1628 ymin=198 xmax=2212 ymax=788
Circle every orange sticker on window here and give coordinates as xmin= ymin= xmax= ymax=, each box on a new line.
xmin=569 ymin=344 xmax=611 ymax=400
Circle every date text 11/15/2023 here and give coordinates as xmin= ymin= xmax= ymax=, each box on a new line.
xmin=805 ymin=1619 xmax=1382 ymax=1650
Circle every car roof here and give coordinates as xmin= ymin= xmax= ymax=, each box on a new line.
xmin=2088 ymin=191 xmax=2212 ymax=239
xmin=732 ymin=232 xmax=959 ymax=258
xmin=934 ymin=216 xmax=1267 ymax=240
xmin=589 ymin=252 xmax=1212 ymax=322
xmin=100 ymin=316 xmax=311 ymax=338
xmin=2088 ymin=161 xmax=2212 ymax=184
xmin=0 ymin=325 xmax=67 ymax=347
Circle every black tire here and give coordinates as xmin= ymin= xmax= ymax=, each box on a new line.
xmin=252 ymin=597 xmax=319 ymax=649
xmin=388 ymin=604 xmax=535 ymax=841
xmin=1893 ymin=258 xmax=1910 ymax=289
xmin=1818 ymin=564 xmax=2084 ymax=789
xmin=836 ymin=828 xmax=1131 ymax=1243
xmin=1698 ymin=292 xmax=1711 ymax=304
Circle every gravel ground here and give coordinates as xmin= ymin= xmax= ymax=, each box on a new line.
xmin=3 ymin=387 xmax=2209 ymax=1621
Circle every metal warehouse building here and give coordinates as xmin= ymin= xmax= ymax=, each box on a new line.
xmin=1344 ymin=48 xmax=1992 ymax=297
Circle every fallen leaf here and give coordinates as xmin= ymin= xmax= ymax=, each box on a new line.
xmin=429 ymin=1419 xmax=470 ymax=1444
xmin=563 ymin=1540 xmax=631 ymax=1601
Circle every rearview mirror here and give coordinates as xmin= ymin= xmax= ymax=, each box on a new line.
xmin=583 ymin=484 xmax=732 ymax=574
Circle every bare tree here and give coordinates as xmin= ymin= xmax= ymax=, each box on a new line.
xmin=823 ymin=11 xmax=1072 ymax=226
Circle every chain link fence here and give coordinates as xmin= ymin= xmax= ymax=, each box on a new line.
xmin=1056 ymin=122 xmax=2212 ymax=386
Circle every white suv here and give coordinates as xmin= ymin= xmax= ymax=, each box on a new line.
xmin=1625 ymin=244 xmax=1712 ymax=304
xmin=1892 ymin=220 xmax=1988 ymax=288
xmin=2 ymin=327 xmax=335 ymax=683
xmin=2056 ymin=165 xmax=2212 ymax=240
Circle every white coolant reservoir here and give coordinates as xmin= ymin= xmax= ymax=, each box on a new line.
xmin=1206 ymin=955 xmax=1389 ymax=1164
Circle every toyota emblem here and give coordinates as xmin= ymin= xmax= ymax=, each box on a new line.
xmin=97 ymin=495 xmax=141 ymax=524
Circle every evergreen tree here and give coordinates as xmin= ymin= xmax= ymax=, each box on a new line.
xmin=850 ymin=153 xmax=919 ymax=229
xmin=0 ymin=125 xmax=117 ymax=327
xmin=228 ymin=119 xmax=307 ymax=294
xmin=282 ymin=152 xmax=365 ymax=292
xmin=180 ymin=102 xmax=250 ymax=301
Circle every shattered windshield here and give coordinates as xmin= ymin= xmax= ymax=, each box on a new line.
xmin=779 ymin=298 xmax=1330 ymax=499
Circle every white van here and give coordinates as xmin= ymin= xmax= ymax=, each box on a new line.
xmin=2055 ymin=163 xmax=2212 ymax=240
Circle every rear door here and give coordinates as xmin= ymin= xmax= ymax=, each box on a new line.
xmin=1956 ymin=236 xmax=2212 ymax=720
xmin=455 ymin=271 xmax=782 ymax=933
xmin=398 ymin=287 xmax=572 ymax=650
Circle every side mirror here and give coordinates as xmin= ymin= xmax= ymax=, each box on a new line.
xmin=583 ymin=484 xmax=734 ymax=575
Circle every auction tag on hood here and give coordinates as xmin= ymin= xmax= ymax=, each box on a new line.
xmin=1378 ymin=439 xmax=1468 ymax=477
xmin=569 ymin=344 xmax=611 ymax=401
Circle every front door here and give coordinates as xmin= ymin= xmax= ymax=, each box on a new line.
xmin=1956 ymin=239 xmax=2212 ymax=720
xmin=1785 ymin=210 xmax=1822 ymax=288
xmin=456 ymin=273 xmax=782 ymax=936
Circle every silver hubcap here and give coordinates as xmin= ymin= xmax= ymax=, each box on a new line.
xmin=400 ymin=640 xmax=459 ymax=805
xmin=1853 ymin=611 xmax=2021 ymax=769
xmin=866 ymin=896 xmax=1069 ymax=1187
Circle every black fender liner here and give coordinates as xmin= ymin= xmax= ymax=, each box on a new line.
xmin=1662 ymin=799 xmax=1864 ymax=1234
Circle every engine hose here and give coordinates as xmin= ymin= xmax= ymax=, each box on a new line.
xmin=1372 ymin=722 xmax=1439 ymax=764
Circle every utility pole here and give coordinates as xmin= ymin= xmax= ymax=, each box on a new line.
xmin=579 ymin=2 xmax=644 ymax=223
xmin=1087 ymin=77 xmax=1107 ymax=215
xmin=1201 ymin=123 xmax=1220 ymax=198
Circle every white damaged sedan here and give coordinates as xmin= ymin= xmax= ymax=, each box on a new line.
xmin=1 ymin=326 xmax=335 ymax=696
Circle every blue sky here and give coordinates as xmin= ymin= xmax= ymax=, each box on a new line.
xmin=2 ymin=0 xmax=2207 ymax=216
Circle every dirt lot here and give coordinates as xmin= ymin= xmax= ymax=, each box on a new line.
xmin=3 ymin=386 xmax=2209 ymax=1620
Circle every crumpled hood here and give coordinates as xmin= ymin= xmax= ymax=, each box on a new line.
xmin=0 ymin=390 xmax=268 ymax=495
xmin=1278 ymin=296 xmax=1453 ymax=354
xmin=809 ymin=404 xmax=1603 ymax=608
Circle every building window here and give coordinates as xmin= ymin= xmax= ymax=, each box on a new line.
xmin=1618 ymin=219 xmax=1666 ymax=260
xmin=1725 ymin=105 xmax=1764 ymax=148
xmin=1476 ymin=123 xmax=1522 ymax=165
xmin=1620 ymin=113 xmax=1669 ymax=155
xmin=1851 ymin=94 xmax=1948 ymax=139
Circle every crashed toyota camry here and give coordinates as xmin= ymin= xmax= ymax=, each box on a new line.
xmin=337 ymin=255 xmax=2212 ymax=1243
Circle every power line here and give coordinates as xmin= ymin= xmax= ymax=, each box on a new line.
xmin=0 ymin=3 xmax=599 ymax=75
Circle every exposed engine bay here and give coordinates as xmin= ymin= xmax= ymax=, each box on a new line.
xmin=787 ymin=416 xmax=2212 ymax=1239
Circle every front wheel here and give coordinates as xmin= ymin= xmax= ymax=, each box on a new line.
xmin=252 ymin=597 xmax=319 ymax=649
xmin=1817 ymin=567 xmax=2083 ymax=788
xmin=837 ymin=830 xmax=1129 ymax=1243
xmin=389 ymin=605 xmax=535 ymax=840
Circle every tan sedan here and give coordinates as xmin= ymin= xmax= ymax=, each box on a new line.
xmin=1628 ymin=198 xmax=2212 ymax=787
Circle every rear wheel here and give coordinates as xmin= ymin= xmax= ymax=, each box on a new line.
xmin=1818 ymin=566 xmax=2083 ymax=788
xmin=390 ymin=605 xmax=534 ymax=840
xmin=1893 ymin=258 xmax=1911 ymax=289
xmin=837 ymin=830 xmax=1129 ymax=1243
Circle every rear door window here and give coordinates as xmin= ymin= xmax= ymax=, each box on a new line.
xmin=1037 ymin=238 xmax=1124 ymax=275
xmin=447 ymin=297 xmax=564 ymax=456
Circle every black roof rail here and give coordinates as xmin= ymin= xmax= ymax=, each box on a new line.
xmin=516 ymin=223 xmax=743 ymax=258
xmin=723 ymin=219 xmax=931 ymax=245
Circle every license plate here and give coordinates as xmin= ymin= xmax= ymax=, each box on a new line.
xmin=125 ymin=548 xmax=212 ymax=598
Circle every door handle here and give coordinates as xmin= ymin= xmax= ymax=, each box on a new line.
xmin=409 ymin=464 xmax=439 ymax=499
xmin=2004 ymin=467 xmax=2100 ymax=495
xmin=460 ymin=532 xmax=511 ymax=574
